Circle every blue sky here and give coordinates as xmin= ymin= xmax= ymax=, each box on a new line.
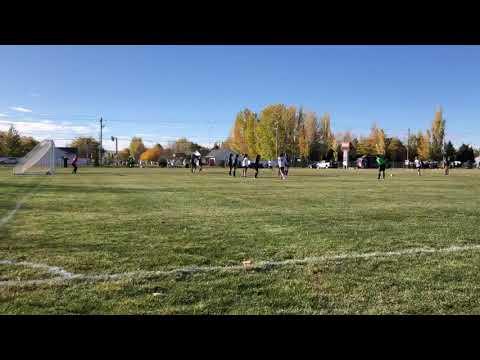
xmin=0 ymin=45 xmax=479 ymax=150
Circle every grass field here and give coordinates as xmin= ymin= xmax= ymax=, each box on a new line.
xmin=1 ymin=165 xmax=480 ymax=314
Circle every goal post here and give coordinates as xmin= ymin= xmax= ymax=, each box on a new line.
xmin=13 ymin=140 xmax=56 ymax=176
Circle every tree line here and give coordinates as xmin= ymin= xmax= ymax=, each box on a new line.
xmin=0 ymin=125 xmax=39 ymax=157
xmin=224 ymin=104 xmax=479 ymax=163
xmin=66 ymin=136 xmax=209 ymax=164
xmin=2 ymin=109 xmax=479 ymax=166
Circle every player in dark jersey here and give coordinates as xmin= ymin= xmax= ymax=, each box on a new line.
xmin=376 ymin=155 xmax=386 ymax=180
xmin=444 ymin=157 xmax=449 ymax=175
xmin=233 ymin=154 xmax=239 ymax=177
xmin=71 ymin=154 xmax=78 ymax=174
xmin=254 ymin=154 xmax=261 ymax=178
xmin=228 ymin=153 xmax=234 ymax=176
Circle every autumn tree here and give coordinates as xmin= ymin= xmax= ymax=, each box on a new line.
xmin=407 ymin=132 xmax=419 ymax=161
xmin=172 ymin=138 xmax=203 ymax=153
xmin=70 ymin=137 xmax=101 ymax=160
xmin=301 ymin=111 xmax=318 ymax=161
xmin=298 ymin=124 xmax=308 ymax=160
xmin=355 ymin=136 xmax=373 ymax=156
xmin=430 ymin=107 xmax=446 ymax=161
xmin=118 ymin=148 xmax=130 ymax=161
xmin=318 ymin=113 xmax=336 ymax=160
xmin=386 ymin=137 xmax=406 ymax=162
xmin=244 ymin=110 xmax=259 ymax=156
xmin=283 ymin=106 xmax=298 ymax=158
xmin=221 ymin=137 xmax=234 ymax=150
xmin=370 ymin=123 xmax=386 ymax=155
xmin=129 ymin=137 xmax=146 ymax=160
xmin=417 ymin=131 xmax=431 ymax=161
xmin=256 ymin=104 xmax=287 ymax=159
xmin=20 ymin=136 xmax=39 ymax=155
xmin=1 ymin=125 xmax=22 ymax=157
xmin=140 ymin=147 xmax=161 ymax=161
xmin=229 ymin=109 xmax=252 ymax=154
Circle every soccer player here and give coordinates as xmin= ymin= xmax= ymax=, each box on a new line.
xmin=71 ymin=154 xmax=78 ymax=174
xmin=254 ymin=154 xmax=261 ymax=178
xmin=278 ymin=153 xmax=286 ymax=180
xmin=190 ymin=154 xmax=196 ymax=173
xmin=197 ymin=156 xmax=202 ymax=172
xmin=376 ymin=154 xmax=386 ymax=180
xmin=233 ymin=154 xmax=239 ymax=177
xmin=228 ymin=153 xmax=234 ymax=176
xmin=415 ymin=157 xmax=422 ymax=176
xmin=284 ymin=154 xmax=289 ymax=177
xmin=444 ymin=157 xmax=449 ymax=175
xmin=242 ymin=154 xmax=249 ymax=177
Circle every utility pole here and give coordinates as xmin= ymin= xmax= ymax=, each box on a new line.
xmin=111 ymin=136 xmax=118 ymax=165
xmin=407 ymin=128 xmax=410 ymax=165
xmin=443 ymin=118 xmax=446 ymax=163
xmin=99 ymin=117 xmax=105 ymax=166
xmin=275 ymin=122 xmax=279 ymax=160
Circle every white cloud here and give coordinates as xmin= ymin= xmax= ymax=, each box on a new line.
xmin=0 ymin=113 xmax=7 ymax=117
xmin=10 ymin=106 xmax=33 ymax=113
xmin=0 ymin=119 xmax=97 ymax=144
xmin=31 ymin=93 xmax=40 ymax=97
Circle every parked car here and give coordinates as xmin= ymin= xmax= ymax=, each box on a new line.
xmin=462 ymin=160 xmax=476 ymax=169
xmin=0 ymin=157 xmax=18 ymax=165
xmin=317 ymin=161 xmax=330 ymax=169
xmin=248 ymin=162 xmax=265 ymax=169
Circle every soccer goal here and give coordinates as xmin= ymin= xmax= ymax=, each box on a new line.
xmin=13 ymin=140 xmax=56 ymax=175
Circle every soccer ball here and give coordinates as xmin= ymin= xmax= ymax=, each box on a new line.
xmin=390 ymin=174 xmax=393 ymax=177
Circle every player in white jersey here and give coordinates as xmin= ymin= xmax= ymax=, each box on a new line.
xmin=414 ymin=157 xmax=421 ymax=176
xmin=242 ymin=154 xmax=249 ymax=177
xmin=278 ymin=153 xmax=286 ymax=180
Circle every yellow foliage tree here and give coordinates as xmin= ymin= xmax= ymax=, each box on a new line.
xmin=230 ymin=109 xmax=253 ymax=154
xmin=430 ymin=106 xmax=445 ymax=161
xmin=368 ymin=123 xmax=386 ymax=155
xmin=417 ymin=130 xmax=431 ymax=160
xmin=140 ymin=147 xmax=161 ymax=161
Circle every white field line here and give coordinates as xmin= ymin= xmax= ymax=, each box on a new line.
xmin=0 ymin=260 xmax=74 ymax=278
xmin=1 ymin=243 xmax=480 ymax=287
xmin=0 ymin=181 xmax=44 ymax=229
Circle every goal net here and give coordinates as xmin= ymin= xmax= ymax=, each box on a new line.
xmin=13 ymin=140 xmax=56 ymax=175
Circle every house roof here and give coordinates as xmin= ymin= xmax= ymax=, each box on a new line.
xmin=55 ymin=147 xmax=77 ymax=157
xmin=206 ymin=148 xmax=237 ymax=159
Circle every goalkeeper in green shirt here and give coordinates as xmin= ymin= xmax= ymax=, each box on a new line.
xmin=376 ymin=155 xmax=386 ymax=180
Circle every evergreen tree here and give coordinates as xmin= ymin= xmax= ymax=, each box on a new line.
xmin=444 ymin=141 xmax=456 ymax=161
xmin=456 ymin=144 xmax=475 ymax=163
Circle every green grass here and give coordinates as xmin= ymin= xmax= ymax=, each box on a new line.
xmin=0 ymin=166 xmax=479 ymax=314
